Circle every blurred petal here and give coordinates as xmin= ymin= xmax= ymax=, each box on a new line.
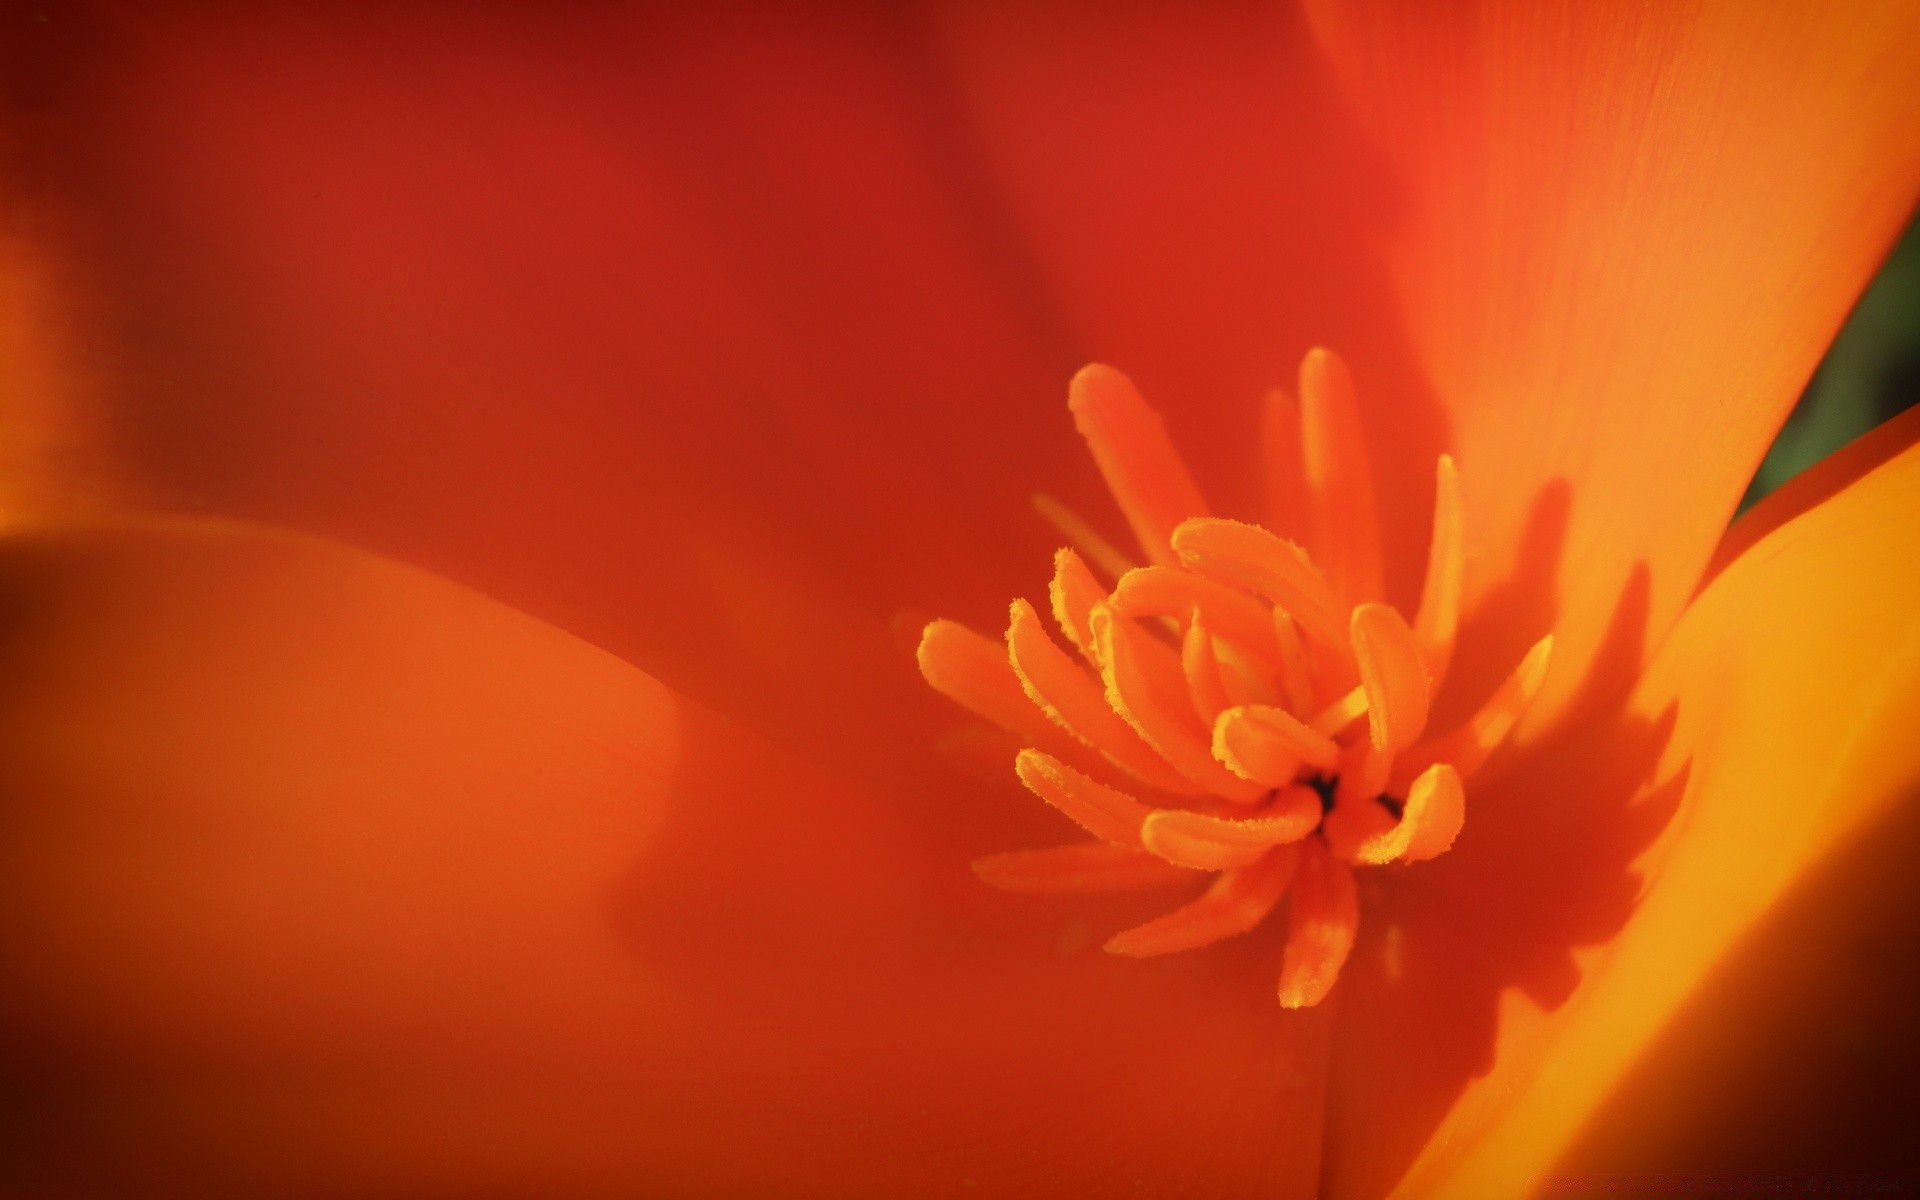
xmin=1307 ymin=0 xmax=1920 ymax=727
xmin=1324 ymin=409 xmax=1920 ymax=1197
xmin=0 ymin=208 xmax=107 ymax=517
xmin=28 ymin=4 xmax=1080 ymax=763
xmin=0 ymin=516 xmax=1335 ymax=1195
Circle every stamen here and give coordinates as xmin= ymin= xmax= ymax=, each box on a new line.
xmin=1092 ymin=605 xmax=1270 ymax=803
xmin=1179 ymin=610 xmax=1233 ymax=726
xmin=1335 ymin=744 xmax=1392 ymax=811
xmin=931 ymin=353 xmax=1538 ymax=1009
xmin=1138 ymin=821 xmax=1269 ymax=871
xmin=1034 ymin=494 xmax=1136 ymax=583
xmin=1142 ymin=787 xmax=1322 ymax=855
xmin=1270 ymin=609 xmax=1317 ymax=714
xmin=1298 ymin=347 xmax=1384 ymax=606
xmin=1308 ymin=685 xmax=1368 ymax=739
xmin=1110 ymin=565 xmax=1286 ymax=670
xmin=1212 ymin=705 xmax=1342 ymax=785
xmin=1353 ymin=762 xmax=1465 ymax=865
xmin=1068 ymin=364 xmax=1208 ymax=566
xmin=1351 ymin=602 xmax=1432 ymax=754
xmin=1007 ymin=599 xmax=1204 ymax=795
xmin=1208 ymin=638 xmax=1287 ymax=712
xmin=1277 ymin=840 xmax=1360 ymax=1009
xmin=1013 ymin=749 xmax=1153 ymax=846
xmin=1414 ymin=455 xmax=1464 ymax=686
xmin=1397 ymin=634 xmax=1554 ymax=785
xmin=1261 ymin=383 xmax=1307 ymax=535
xmin=1170 ymin=518 xmax=1347 ymax=652
xmin=1320 ymin=785 xmax=1398 ymax=863
xmin=975 ymin=842 xmax=1198 ymax=893
xmin=1048 ymin=546 xmax=1107 ymax=661
xmin=1106 ymin=844 xmax=1301 ymax=956
xmin=917 ymin=620 xmax=1083 ymax=761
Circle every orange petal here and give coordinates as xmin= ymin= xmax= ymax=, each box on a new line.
xmin=1106 ymin=844 xmax=1301 ymax=956
xmin=1006 ymin=599 xmax=1202 ymax=795
xmin=1277 ymin=840 xmax=1359 ymax=1009
xmin=0 ymin=516 xmax=944 ymax=1189
xmin=1353 ymin=409 xmax=1920 ymax=1197
xmin=1309 ymin=0 xmax=1920 ymax=730
xmin=0 ymin=515 xmax=1340 ymax=1196
xmin=1067 ymin=364 xmax=1209 ymax=566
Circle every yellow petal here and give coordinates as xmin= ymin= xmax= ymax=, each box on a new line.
xmin=1366 ymin=410 xmax=1920 ymax=1197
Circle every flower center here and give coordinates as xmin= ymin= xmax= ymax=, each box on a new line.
xmin=916 ymin=350 xmax=1550 ymax=1008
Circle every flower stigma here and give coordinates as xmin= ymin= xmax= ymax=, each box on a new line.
xmin=918 ymin=350 xmax=1551 ymax=1007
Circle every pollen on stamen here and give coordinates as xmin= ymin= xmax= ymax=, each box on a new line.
xmin=916 ymin=353 xmax=1552 ymax=1008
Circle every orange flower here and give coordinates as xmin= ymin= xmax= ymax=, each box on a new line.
xmin=4 ymin=3 xmax=1920 ymax=1196
xmin=919 ymin=353 xmax=1553 ymax=1009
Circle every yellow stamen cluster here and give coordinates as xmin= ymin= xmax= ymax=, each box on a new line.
xmin=918 ymin=350 xmax=1550 ymax=1007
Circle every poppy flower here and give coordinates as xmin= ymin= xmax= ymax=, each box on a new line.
xmin=4 ymin=2 xmax=1920 ymax=1197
